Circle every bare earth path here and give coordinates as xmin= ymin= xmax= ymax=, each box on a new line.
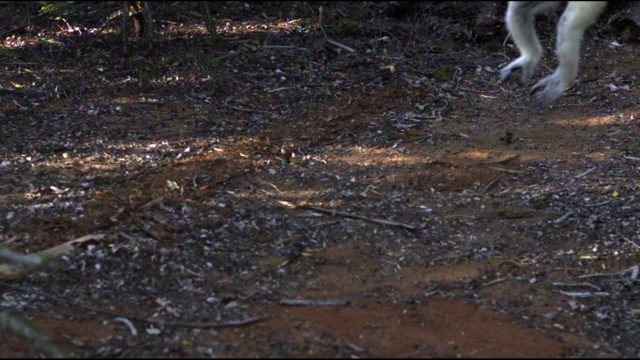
xmin=0 ymin=2 xmax=638 ymax=357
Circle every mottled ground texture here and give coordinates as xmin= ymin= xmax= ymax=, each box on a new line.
xmin=0 ymin=2 xmax=638 ymax=357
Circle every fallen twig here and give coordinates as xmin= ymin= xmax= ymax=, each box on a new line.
xmin=558 ymin=290 xmax=610 ymax=298
xmin=577 ymin=265 xmax=638 ymax=279
xmin=481 ymin=276 xmax=509 ymax=287
xmin=227 ymin=104 xmax=276 ymax=115
xmin=267 ymin=87 xmax=291 ymax=93
xmin=584 ymin=199 xmax=613 ymax=207
xmin=577 ymin=272 xmax=618 ymax=279
xmin=280 ymin=299 xmax=349 ymax=307
xmin=159 ymin=316 xmax=265 ymax=329
xmin=284 ymin=202 xmax=417 ymax=230
xmin=142 ymin=196 xmax=164 ymax=209
xmin=477 ymin=154 xmax=521 ymax=165
xmin=552 ymin=282 xmax=601 ymax=291
xmin=261 ymin=45 xmax=295 ymax=49
xmin=621 ymin=235 xmax=640 ymax=250
xmin=114 ymin=317 xmax=138 ymax=336
xmin=575 ymin=167 xmax=596 ymax=178
xmin=482 ymin=173 xmax=504 ymax=193
xmin=442 ymin=214 xmax=476 ymax=220
xmin=486 ymin=166 xmax=525 ymax=174
xmin=325 ymin=39 xmax=355 ymax=53
xmin=553 ymin=211 xmax=575 ymax=224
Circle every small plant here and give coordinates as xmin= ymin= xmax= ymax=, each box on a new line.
xmin=339 ymin=19 xmax=360 ymax=36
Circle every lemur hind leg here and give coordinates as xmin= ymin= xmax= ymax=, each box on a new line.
xmin=499 ymin=1 xmax=560 ymax=86
xmin=531 ymin=1 xmax=607 ymax=104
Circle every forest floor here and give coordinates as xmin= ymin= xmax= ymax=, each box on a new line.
xmin=0 ymin=2 xmax=639 ymax=357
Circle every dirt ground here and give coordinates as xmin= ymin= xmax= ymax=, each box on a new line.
xmin=0 ymin=2 xmax=639 ymax=357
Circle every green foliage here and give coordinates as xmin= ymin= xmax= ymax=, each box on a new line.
xmin=38 ymin=1 xmax=76 ymax=15
xmin=435 ymin=65 xmax=455 ymax=82
xmin=205 ymin=54 xmax=224 ymax=71
xmin=339 ymin=19 xmax=360 ymax=36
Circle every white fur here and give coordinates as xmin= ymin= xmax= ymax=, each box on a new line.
xmin=499 ymin=1 xmax=607 ymax=104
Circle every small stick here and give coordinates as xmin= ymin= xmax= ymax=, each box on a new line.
xmin=621 ymin=235 xmax=640 ymax=250
xmin=267 ymin=87 xmax=291 ymax=93
xmin=443 ymin=214 xmax=476 ymax=219
xmin=227 ymin=104 xmax=276 ymax=115
xmin=261 ymin=45 xmax=295 ymax=49
xmin=477 ymin=154 xmax=521 ymax=165
xmin=486 ymin=166 xmax=525 ymax=174
xmin=481 ymin=276 xmax=509 ymax=287
xmin=114 ymin=317 xmax=138 ymax=336
xmin=325 ymin=39 xmax=355 ymax=53
xmin=482 ymin=173 xmax=504 ymax=193
xmin=551 ymin=282 xmax=601 ymax=291
xmin=553 ymin=211 xmax=575 ymax=224
xmin=584 ymin=199 xmax=612 ymax=208
xmin=575 ymin=168 xmax=596 ymax=178
xmin=280 ymin=299 xmax=349 ymax=307
xmin=558 ymin=290 xmax=610 ymax=298
xmin=295 ymin=204 xmax=417 ymax=230
xmin=160 ymin=316 xmax=265 ymax=329
xmin=577 ymin=267 xmax=634 ymax=279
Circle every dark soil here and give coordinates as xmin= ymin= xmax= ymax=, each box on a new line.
xmin=0 ymin=1 xmax=638 ymax=357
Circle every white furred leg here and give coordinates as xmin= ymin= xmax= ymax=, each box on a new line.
xmin=531 ymin=1 xmax=606 ymax=104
